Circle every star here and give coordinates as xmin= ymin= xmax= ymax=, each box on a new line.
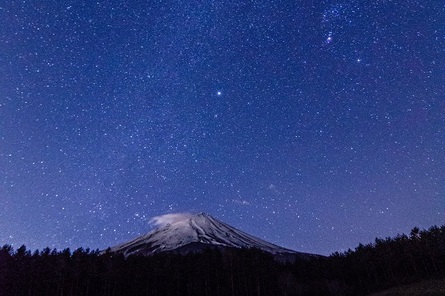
xmin=324 ymin=32 xmax=334 ymax=45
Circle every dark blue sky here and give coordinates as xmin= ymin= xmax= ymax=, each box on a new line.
xmin=1 ymin=0 xmax=444 ymax=255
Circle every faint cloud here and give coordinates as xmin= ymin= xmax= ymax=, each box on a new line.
xmin=232 ymin=199 xmax=251 ymax=206
xmin=149 ymin=213 xmax=194 ymax=227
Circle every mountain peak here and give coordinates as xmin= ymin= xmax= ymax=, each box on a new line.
xmin=108 ymin=212 xmax=320 ymax=260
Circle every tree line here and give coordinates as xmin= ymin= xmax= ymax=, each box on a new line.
xmin=0 ymin=224 xmax=444 ymax=296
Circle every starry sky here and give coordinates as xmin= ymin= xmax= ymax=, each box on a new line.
xmin=1 ymin=0 xmax=444 ymax=256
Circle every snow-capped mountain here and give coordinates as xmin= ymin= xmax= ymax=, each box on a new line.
xmin=107 ymin=212 xmax=319 ymax=261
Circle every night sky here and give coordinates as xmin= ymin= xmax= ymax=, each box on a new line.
xmin=1 ymin=0 xmax=444 ymax=256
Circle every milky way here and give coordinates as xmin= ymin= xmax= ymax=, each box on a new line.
xmin=0 ymin=1 xmax=444 ymax=255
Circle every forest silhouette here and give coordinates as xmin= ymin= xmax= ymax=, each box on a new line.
xmin=1 ymin=224 xmax=444 ymax=295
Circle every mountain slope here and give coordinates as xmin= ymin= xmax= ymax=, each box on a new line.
xmin=107 ymin=213 xmax=319 ymax=260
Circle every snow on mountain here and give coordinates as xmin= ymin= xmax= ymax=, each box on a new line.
xmin=107 ymin=212 xmax=319 ymax=260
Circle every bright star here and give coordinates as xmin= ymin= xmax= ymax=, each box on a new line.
xmin=217 ymin=91 xmax=222 ymax=96
xmin=324 ymin=32 xmax=334 ymax=45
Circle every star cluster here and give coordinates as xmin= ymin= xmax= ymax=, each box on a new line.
xmin=0 ymin=1 xmax=444 ymax=255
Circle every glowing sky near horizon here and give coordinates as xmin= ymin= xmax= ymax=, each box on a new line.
xmin=0 ymin=0 xmax=444 ymax=255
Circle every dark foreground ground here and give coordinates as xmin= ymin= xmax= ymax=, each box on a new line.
xmin=369 ymin=278 xmax=445 ymax=296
